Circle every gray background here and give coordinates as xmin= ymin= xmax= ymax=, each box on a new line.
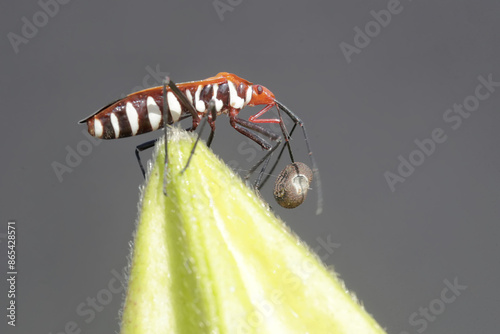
xmin=1 ymin=0 xmax=499 ymax=333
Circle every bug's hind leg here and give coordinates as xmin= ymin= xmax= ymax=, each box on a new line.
xmin=245 ymin=138 xmax=282 ymax=187
xmin=229 ymin=108 xmax=284 ymax=188
xmin=135 ymin=139 xmax=158 ymax=177
xmin=275 ymin=100 xmax=323 ymax=215
xmin=180 ymin=100 xmax=217 ymax=174
xmin=206 ymin=107 xmax=217 ymax=147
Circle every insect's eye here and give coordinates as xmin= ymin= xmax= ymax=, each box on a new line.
xmin=256 ymin=85 xmax=263 ymax=94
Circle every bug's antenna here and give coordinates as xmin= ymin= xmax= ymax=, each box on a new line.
xmin=274 ymin=100 xmax=323 ymax=215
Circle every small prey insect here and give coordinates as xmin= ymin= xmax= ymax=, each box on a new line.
xmin=79 ymin=72 xmax=322 ymax=214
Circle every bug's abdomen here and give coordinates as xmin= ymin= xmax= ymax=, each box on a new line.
xmin=82 ymin=89 xmax=176 ymax=139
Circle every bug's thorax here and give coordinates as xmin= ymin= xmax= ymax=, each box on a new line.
xmin=179 ymin=73 xmax=255 ymax=116
xmin=197 ymin=72 xmax=276 ymax=111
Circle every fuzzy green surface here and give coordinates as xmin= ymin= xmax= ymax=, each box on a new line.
xmin=120 ymin=127 xmax=386 ymax=334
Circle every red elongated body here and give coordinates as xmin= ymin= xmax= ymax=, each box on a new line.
xmin=79 ymin=72 xmax=277 ymax=140
xmin=79 ymin=72 xmax=323 ymax=214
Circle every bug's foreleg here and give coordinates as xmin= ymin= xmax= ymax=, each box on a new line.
xmin=258 ymin=124 xmax=298 ymax=190
xmin=230 ymin=108 xmax=284 ymax=188
xmin=248 ymin=103 xmax=294 ymax=163
xmin=275 ymin=100 xmax=323 ymax=215
xmin=229 ymin=109 xmax=280 ymax=149
xmin=247 ymin=104 xmax=280 ymax=124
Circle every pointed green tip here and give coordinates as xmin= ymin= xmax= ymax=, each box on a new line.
xmin=120 ymin=127 xmax=386 ymax=334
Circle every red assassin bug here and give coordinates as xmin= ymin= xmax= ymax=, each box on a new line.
xmin=79 ymin=72 xmax=322 ymax=214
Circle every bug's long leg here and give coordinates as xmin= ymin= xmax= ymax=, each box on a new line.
xmin=275 ymin=100 xmax=323 ymax=215
xmin=230 ymin=108 xmax=285 ymax=188
xmin=135 ymin=139 xmax=158 ymax=177
xmin=276 ymin=107 xmax=295 ymax=163
xmin=162 ymin=80 xmax=169 ymax=195
xmin=229 ymin=110 xmax=280 ymax=150
xmin=247 ymin=103 xmax=279 ymax=123
xmin=257 ymin=124 xmax=297 ymax=190
xmin=180 ymin=100 xmax=216 ymax=174
xmin=244 ymin=138 xmax=282 ymax=183
xmin=230 ymin=123 xmax=272 ymax=150
xmin=165 ymin=77 xmax=199 ymax=122
xmin=234 ymin=118 xmax=281 ymax=141
xmin=255 ymin=155 xmax=272 ymax=189
xmin=247 ymin=103 xmax=295 ymax=168
xmin=206 ymin=106 xmax=217 ymax=147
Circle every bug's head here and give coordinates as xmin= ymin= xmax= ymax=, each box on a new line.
xmin=248 ymin=84 xmax=275 ymax=106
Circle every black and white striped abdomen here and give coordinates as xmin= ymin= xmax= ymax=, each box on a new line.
xmin=80 ymin=89 xmax=168 ymax=139
xmin=80 ymin=80 xmax=253 ymax=139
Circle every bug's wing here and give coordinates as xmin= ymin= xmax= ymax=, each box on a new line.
xmin=78 ymin=98 xmax=122 ymax=124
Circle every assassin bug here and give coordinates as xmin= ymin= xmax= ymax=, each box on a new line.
xmin=79 ymin=72 xmax=323 ymax=214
